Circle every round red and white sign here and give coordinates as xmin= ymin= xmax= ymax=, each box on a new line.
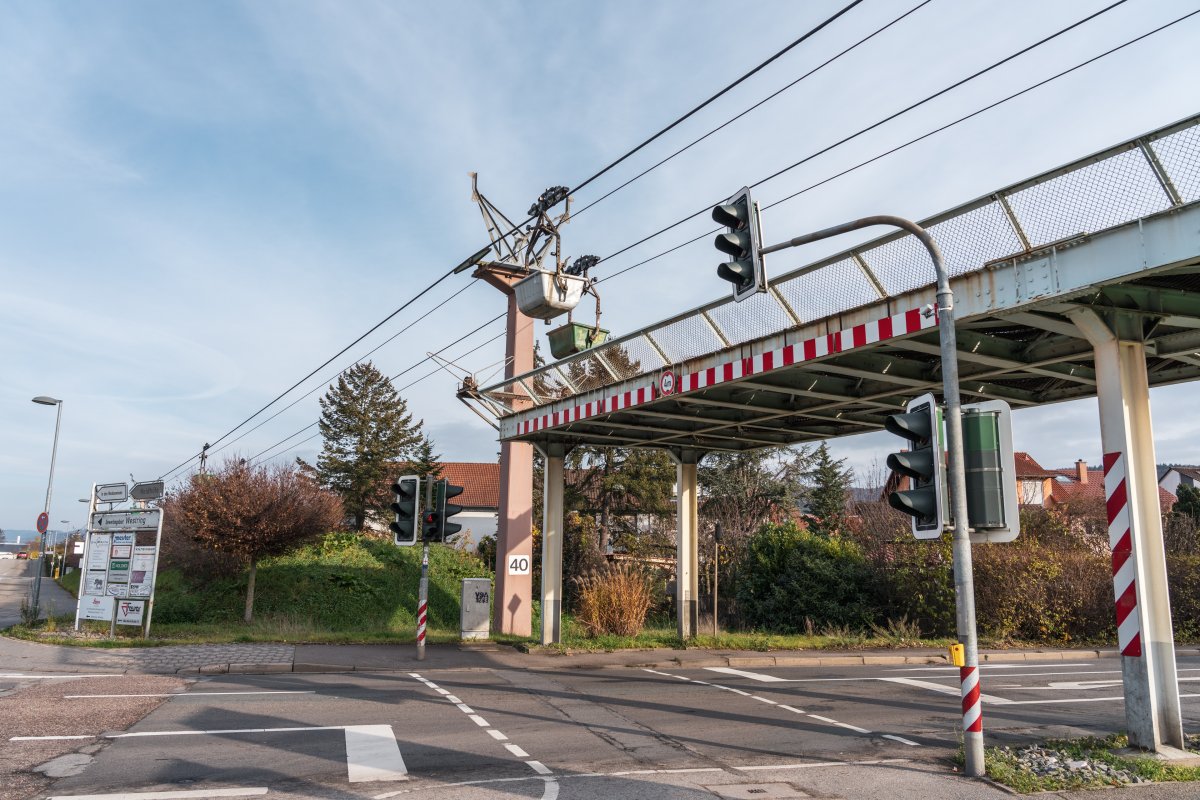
xmin=36 ymin=512 xmax=49 ymax=534
xmin=660 ymin=369 xmax=677 ymax=396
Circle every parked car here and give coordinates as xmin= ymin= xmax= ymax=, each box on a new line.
xmin=16 ymin=551 xmax=29 ymax=560
xmin=0 ymin=552 xmax=14 ymax=560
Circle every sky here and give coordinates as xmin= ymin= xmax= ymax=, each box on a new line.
xmin=3 ymin=0 xmax=1199 ymax=531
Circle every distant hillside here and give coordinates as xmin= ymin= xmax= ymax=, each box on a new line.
xmin=1 ymin=530 xmax=39 ymax=546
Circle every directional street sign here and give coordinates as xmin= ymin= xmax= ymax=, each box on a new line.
xmin=96 ymin=483 xmax=129 ymax=503
xmin=90 ymin=509 xmax=161 ymax=531
xmin=130 ymin=481 xmax=165 ymax=501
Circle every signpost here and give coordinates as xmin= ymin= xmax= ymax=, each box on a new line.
xmin=74 ymin=488 xmax=164 ymax=638
xmin=95 ymin=483 xmax=129 ymax=503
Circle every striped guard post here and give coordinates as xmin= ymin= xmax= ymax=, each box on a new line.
xmin=417 ymin=600 xmax=428 ymax=644
xmin=1103 ymin=451 xmax=1142 ymax=657
xmin=960 ymin=665 xmax=982 ymax=734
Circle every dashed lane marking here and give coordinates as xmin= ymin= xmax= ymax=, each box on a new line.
xmin=63 ymin=691 xmax=314 ymax=699
xmin=643 ymin=668 xmax=920 ymax=747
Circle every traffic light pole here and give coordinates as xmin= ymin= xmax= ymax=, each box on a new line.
xmin=761 ymin=215 xmax=984 ymax=777
xmin=417 ymin=479 xmax=432 ymax=662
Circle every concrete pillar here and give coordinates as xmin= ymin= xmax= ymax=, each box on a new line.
xmin=672 ymin=449 xmax=701 ymax=639
xmin=1070 ymin=309 xmax=1184 ymax=752
xmin=541 ymin=445 xmax=566 ymax=645
xmin=493 ymin=291 xmax=535 ymax=636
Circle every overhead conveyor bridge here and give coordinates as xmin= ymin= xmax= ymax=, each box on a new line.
xmin=468 ymin=114 xmax=1200 ymax=757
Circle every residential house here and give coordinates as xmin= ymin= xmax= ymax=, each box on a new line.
xmin=1014 ymin=452 xmax=1058 ymax=505
xmin=1048 ymin=459 xmax=1177 ymax=513
xmin=1159 ymin=466 xmax=1200 ymax=498
xmin=370 ymin=462 xmax=500 ymax=547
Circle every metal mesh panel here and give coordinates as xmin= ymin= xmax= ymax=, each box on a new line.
xmin=649 ymin=314 xmax=726 ymax=362
xmin=1150 ymin=126 xmax=1200 ymax=203
xmin=774 ymin=258 xmax=880 ymax=321
xmin=860 ymin=234 xmax=936 ymax=297
xmin=590 ymin=335 xmax=665 ymax=380
xmin=555 ymin=351 xmax=616 ymax=395
xmin=706 ymin=290 xmax=795 ymax=345
xmin=926 ymin=202 xmax=1025 ymax=276
xmin=1006 ymin=148 xmax=1171 ymax=246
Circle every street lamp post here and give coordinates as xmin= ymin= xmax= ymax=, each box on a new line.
xmin=31 ymin=396 xmax=63 ymax=615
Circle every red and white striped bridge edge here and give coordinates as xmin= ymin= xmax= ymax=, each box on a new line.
xmin=1104 ymin=451 xmax=1143 ymax=657
xmin=517 ymin=307 xmax=938 ymax=436
xmin=960 ymin=665 xmax=982 ymax=734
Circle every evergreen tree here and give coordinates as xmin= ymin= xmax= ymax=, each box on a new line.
xmin=805 ymin=442 xmax=853 ymax=537
xmin=313 ymin=362 xmax=423 ymax=530
xmin=410 ymin=433 xmax=443 ymax=481
xmin=566 ymin=447 xmax=674 ymax=554
xmin=699 ymin=447 xmax=810 ymax=538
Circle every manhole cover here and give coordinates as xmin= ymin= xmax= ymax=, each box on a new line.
xmin=706 ymin=784 xmax=809 ymax=799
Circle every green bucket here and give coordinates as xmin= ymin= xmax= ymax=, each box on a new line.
xmin=547 ymin=323 xmax=609 ymax=360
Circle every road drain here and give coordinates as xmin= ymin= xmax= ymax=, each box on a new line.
xmin=705 ymin=783 xmax=810 ymax=799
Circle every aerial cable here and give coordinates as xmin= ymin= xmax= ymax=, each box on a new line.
xmin=592 ymin=0 xmax=1131 ymax=270
xmin=595 ymin=4 xmax=1189 ymax=286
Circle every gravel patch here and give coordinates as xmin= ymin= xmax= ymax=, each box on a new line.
xmin=0 ymin=674 xmax=185 ymax=800
xmin=999 ymin=743 xmax=1147 ymax=786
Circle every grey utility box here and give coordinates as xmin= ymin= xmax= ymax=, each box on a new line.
xmin=460 ymin=578 xmax=491 ymax=640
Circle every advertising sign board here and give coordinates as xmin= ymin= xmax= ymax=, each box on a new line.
xmin=81 ymin=595 xmax=115 ymax=621
xmin=86 ymin=533 xmax=111 ymax=571
xmin=129 ymin=546 xmax=156 ymax=597
xmin=82 ymin=572 xmax=107 ymax=596
xmin=115 ymin=599 xmax=145 ymax=626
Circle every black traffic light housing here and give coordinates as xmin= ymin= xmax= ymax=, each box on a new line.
xmin=390 ymin=475 xmax=420 ymax=547
xmin=885 ymin=393 xmax=946 ymax=539
xmin=423 ymin=478 xmax=465 ymax=543
xmin=712 ymin=186 xmax=766 ymax=302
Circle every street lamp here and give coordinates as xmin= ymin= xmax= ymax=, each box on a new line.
xmin=30 ymin=396 xmax=63 ymax=615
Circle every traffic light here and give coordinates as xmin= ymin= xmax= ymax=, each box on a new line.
xmin=711 ymin=186 xmax=765 ymax=302
xmin=423 ymin=479 xmax=465 ymax=543
xmin=885 ymin=393 xmax=946 ymax=539
xmin=961 ymin=399 xmax=1019 ymax=543
xmin=390 ymin=475 xmax=420 ymax=547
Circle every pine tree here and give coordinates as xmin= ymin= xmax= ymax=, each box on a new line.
xmin=410 ymin=433 xmax=443 ymax=481
xmin=805 ymin=442 xmax=852 ymax=537
xmin=313 ymin=362 xmax=424 ymax=530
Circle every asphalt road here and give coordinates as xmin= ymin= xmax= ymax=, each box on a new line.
xmin=0 ymin=558 xmax=76 ymax=628
xmin=8 ymin=655 xmax=1198 ymax=799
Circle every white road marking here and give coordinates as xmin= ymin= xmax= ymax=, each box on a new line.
xmin=706 ymin=667 xmax=792 ymax=682
xmin=486 ymin=729 xmax=508 ymax=741
xmin=344 ymin=725 xmax=408 ymax=783
xmin=750 ymin=695 xmax=778 ymax=705
xmin=892 ymin=663 xmax=1095 ymax=671
xmin=445 ymin=695 xmax=462 ymax=704
xmin=882 ymin=734 xmax=921 ymax=746
xmin=455 ymin=703 xmax=475 ymax=714
xmin=1001 ymin=693 xmax=1200 ymax=706
xmin=527 ymin=760 xmax=553 ymax=775
xmin=0 ymin=674 xmax=123 ymax=679
xmin=64 ymin=691 xmax=313 ymax=699
xmin=505 ymin=743 xmax=530 ymax=758
xmin=879 ymin=677 xmax=1014 ymax=705
xmin=739 ymin=758 xmax=909 ymax=771
xmin=640 ymin=669 xmax=918 ymax=747
xmin=15 ymin=725 xmax=345 ymax=741
xmin=47 ymin=789 xmax=267 ymax=800
xmin=468 ymin=714 xmax=489 ymax=727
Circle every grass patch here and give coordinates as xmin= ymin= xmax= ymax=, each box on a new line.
xmin=7 ymin=534 xmax=491 ymax=646
xmin=985 ymin=734 xmax=1200 ymax=793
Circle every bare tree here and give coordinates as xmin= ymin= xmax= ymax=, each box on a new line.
xmin=163 ymin=458 xmax=342 ymax=622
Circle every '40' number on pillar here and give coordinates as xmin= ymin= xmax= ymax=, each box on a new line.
xmin=507 ymin=555 xmax=531 ymax=575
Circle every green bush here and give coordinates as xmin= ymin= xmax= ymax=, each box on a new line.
xmin=1168 ymin=555 xmax=1200 ymax=640
xmin=735 ymin=522 xmax=876 ymax=632
xmin=872 ymin=539 xmax=956 ymax=637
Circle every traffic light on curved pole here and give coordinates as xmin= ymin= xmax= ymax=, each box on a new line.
xmin=885 ymin=393 xmax=946 ymax=539
xmin=711 ymin=186 xmax=766 ymax=302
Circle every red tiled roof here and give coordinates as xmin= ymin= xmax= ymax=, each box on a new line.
xmin=439 ymin=462 xmax=500 ymax=509
xmin=1014 ymin=452 xmax=1056 ymax=478
xmin=1050 ymin=468 xmax=1176 ymax=511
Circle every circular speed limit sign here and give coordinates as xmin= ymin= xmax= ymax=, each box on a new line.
xmin=659 ymin=369 xmax=677 ymax=396
xmin=507 ymin=554 xmax=531 ymax=575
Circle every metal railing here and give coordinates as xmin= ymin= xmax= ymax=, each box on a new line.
xmin=481 ymin=114 xmax=1200 ymax=413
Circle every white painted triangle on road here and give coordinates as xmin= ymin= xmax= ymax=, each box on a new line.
xmin=344 ymin=725 xmax=408 ymax=783
xmin=704 ymin=667 xmax=793 ymax=682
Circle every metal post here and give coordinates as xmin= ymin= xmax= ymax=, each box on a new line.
xmin=761 ymin=215 xmax=984 ymax=777
xmin=417 ymin=478 xmax=431 ymax=661
xmin=671 ymin=450 xmax=700 ymax=639
xmin=541 ymin=446 xmax=565 ymax=645
xmin=143 ymin=510 xmax=165 ymax=639
xmin=74 ymin=485 xmax=96 ymax=632
xmin=712 ymin=523 xmax=722 ymax=639
xmin=31 ymin=400 xmax=63 ymax=615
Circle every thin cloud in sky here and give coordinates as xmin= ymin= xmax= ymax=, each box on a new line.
xmin=2 ymin=0 xmax=1199 ymax=528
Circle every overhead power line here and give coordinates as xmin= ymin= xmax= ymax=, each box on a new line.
xmin=595 ymin=4 xmax=1194 ymax=286
xmin=156 ymin=3 xmax=864 ymax=481
xmin=592 ymin=0 xmax=1132 ymax=270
